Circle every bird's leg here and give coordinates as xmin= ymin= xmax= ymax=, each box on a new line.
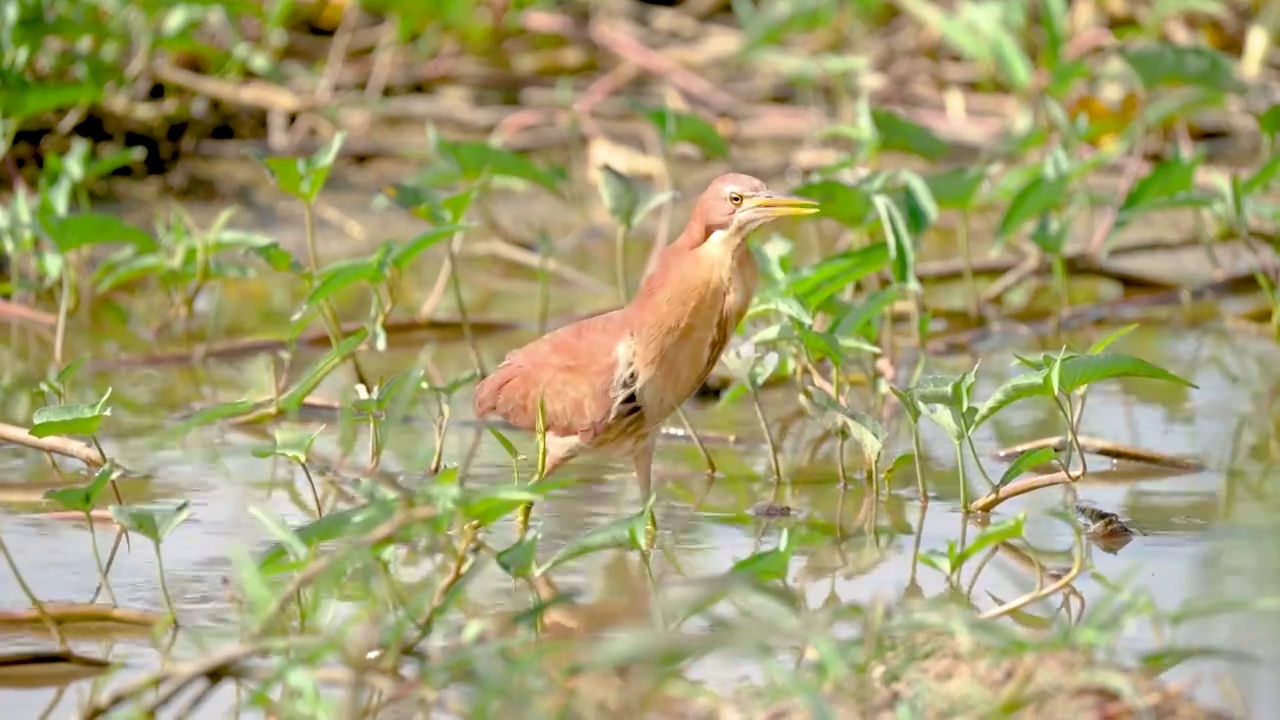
xmin=632 ymin=434 xmax=658 ymax=549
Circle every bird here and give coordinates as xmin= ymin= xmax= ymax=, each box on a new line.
xmin=472 ymin=173 xmax=820 ymax=510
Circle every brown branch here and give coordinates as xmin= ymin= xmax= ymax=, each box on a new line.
xmin=967 ymin=471 xmax=1073 ymax=514
xmin=151 ymin=61 xmax=312 ymax=114
xmin=0 ymin=603 xmax=163 ymax=627
xmin=994 ymin=436 xmax=1203 ymax=471
xmin=0 ymin=298 xmax=57 ymax=327
xmin=0 ymin=422 xmax=104 ymax=467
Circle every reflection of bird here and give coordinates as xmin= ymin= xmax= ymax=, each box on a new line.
xmin=473 ymin=173 xmax=818 ymax=504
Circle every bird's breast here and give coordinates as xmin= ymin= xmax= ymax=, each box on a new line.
xmin=629 ymin=241 xmax=759 ymax=424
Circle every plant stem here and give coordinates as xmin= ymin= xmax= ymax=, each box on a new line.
xmin=954 ymin=442 xmax=969 ymax=511
xmin=90 ymin=528 xmax=126 ymax=604
xmin=965 ymin=433 xmax=997 ymax=489
xmin=911 ymin=425 xmax=928 ymax=502
xmin=1052 ymin=393 xmax=1088 ymax=478
xmin=675 ymin=406 xmax=716 ymax=475
xmin=751 ymin=389 xmax=783 ymax=484
xmin=154 ymin=543 xmax=177 ymax=624
xmin=302 ymin=202 xmax=372 ymax=391
xmin=836 ymin=431 xmax=848 ymax=486
xmin=54 ymin=260 xmax=71 ymax=366
xmin=298 ymin=461 xmax=324 ymax=517
xmin=85 ymin=511 xmax=118 ymax=606
xmin=443 ymin=231 xmax=485 ymax=375
xmin=0 ymin=529 xmax=65 ymax=646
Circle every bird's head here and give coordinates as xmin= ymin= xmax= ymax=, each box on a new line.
xmin=684 ymin=173 xmax=819 ymax=251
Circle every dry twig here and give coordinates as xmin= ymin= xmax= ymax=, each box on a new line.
xmin=0 ymin=421 xmax=104 ymax=468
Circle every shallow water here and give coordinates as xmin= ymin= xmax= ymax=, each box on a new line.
xmin=4 ymin=319 xmax=1280 ymax=717
xmin=4 ymin=157 xmax=1280 ymax=717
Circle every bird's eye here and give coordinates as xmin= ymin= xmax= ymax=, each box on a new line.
xmin=728 ymin=192 xmax=743 ymax=206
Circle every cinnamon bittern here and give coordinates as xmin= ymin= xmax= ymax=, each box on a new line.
xmin=473 ymin=173 xmax=819 ymax=506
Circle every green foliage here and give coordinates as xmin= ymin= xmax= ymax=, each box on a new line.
xmin=597 ymin=166 xmax=676 ymax=232
xmin=29 ymin=387 xmax=112 ymax=438
xmin=260 ymin=132 xmax=347 ymax=204
xmin=109 ymin=500 xmax=192 ymax=544
xmin=43 ymin=461 xmax=116 ymax=513
xmin=643 ymin=107 xmax=729 ymax=159
xmin=920 ymin=515 xmax=1026 ymax=578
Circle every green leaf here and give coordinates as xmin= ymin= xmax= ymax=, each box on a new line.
xmin=643 ymin=107 xmax=728 ymax=158
xmin=1259 ymin=104 xmax=1280 ymax=137
xmin=1139 ymin=647 xmax=1256 ymax=676
xmin=806 ymin=387 xmax=886 ymax=468
xmin=841 ymin=407 xmax=886 ymax=468
xmin=597 ymin=164 xmax=641 ymax=228
xmin=973 ymin=371 xmax=1047 ymax=429
xmin=1117 ymin=154 xmax=1202 ymax=226
xmin=497 ymin=534 xmax=539 ymax=578
xmin=109 ymin=500 xmax=192 ymax=544
xmin=278 ymin=329 xmax=369 ymax=412
xmin=596 ymin=165 xmax=677 ymax=231
xmin=260 ymin=130 xmax=347 ymax=203
xmin=252 ymin=425 xmax=324 ymax=465
xmin=897 ymin=170 xmax=940 ymax=237
xmin=487 ymin=427 xmax=521 ymax=460
xmin=258 ymin=499 xmax=397 ymax=573
xmin=93 ymin=253 xmax=167 ymax=294
xmin=216 ymin=231 xmax=301 ymax=272
xmin=998 ymin=447 xmax=1057 ymax=487
xmin=41 ymin=213 xmax=156 ymax=254
xmin=788 ymin=242 xmax=890 ymax=310
xmin=1087 ymin=324 xmax=1139 ymax=355
xmin=746 ymin=293 xmax=813 ymax=325
xmin=1120 ymin=43 xmax=1244 ymax=93
xmin=730 ymin=529 xmax=793 ymax=583
xmin=441 ymin=141 xmax=562 ymax=192
xmin=834 ymin=286 xmax=899 ymax=341
xmin=872 ymin=194 xmax=918 ymax=290
xmin=0 ymin=81 xmax=103 ymax=120
xmin=1244 ymin=154 xmax=1280 ymax=195
xmin=303 ymin=247 xmax=392 ymax=311
xmin=462 ymin=485 xmax=564 ymax=527
xmin=748 ymin=350 xmax=780 ymax=389
xmin=1040 ymin=0 xmax=1070 ymax=71
xmin=998 ymin=174 xmax=1069 ymax=238
xmin=953 ymin=515 xmax=1025 ymax=568
xmin=536 ymin=508 xmax=649 ymax=574
xmin=54 ymin=355 xmax=89 ymax=387
xmin=29 ymin=388 xmax=113 ymax=439
xmin=1052 ymin=353 xmax=1198 ymax=394
xmin=889 ymin=385 xmax=920 ymax=423
xmin=794 ymin=180 xmax=876 ymax=228
xmin=870 ymin=109 xmax=950 ymax=160
xmin=166 ymin=400 xmax=258 ymax=439
xmin=43 ymin=461 xmax=116 ymax=513
xmin=926 ymin=166 xmax=986 ymax=210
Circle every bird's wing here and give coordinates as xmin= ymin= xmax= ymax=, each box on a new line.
xmin=473 ymin=309 xmax=632 ymax=441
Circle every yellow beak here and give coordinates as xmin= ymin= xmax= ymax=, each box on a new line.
xmin=744 ymin=194 xmax=821 ymax=218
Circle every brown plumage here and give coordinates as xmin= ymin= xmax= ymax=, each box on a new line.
xmin=473 ymin=173 xmax=819 ymax=501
